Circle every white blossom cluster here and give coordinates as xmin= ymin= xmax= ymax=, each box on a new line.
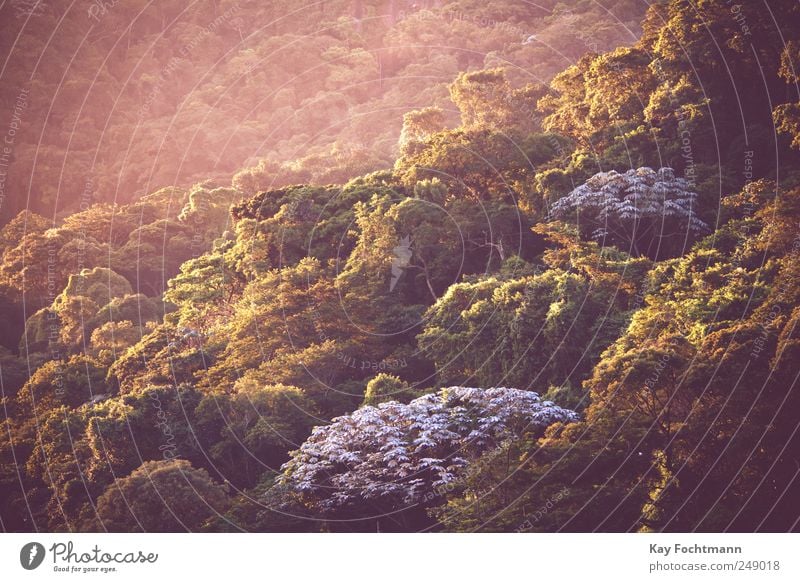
xmin=279 ymin=387 xmax=578 ymax=511
xmin=550 ymin=167 xmax=708 ymax=240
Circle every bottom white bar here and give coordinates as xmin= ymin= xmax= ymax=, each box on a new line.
xmin=1 ymin=533 xmax=797 ymax=581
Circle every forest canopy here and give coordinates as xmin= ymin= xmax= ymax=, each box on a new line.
xmin=1 ymin=0 xmax=799 ymax=533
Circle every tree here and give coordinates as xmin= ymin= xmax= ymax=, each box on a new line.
xmin=195 ymin=381 xmax=318 ymax=487
xmin=433 ymin=415 xmax=653 ymax=532
xmin=539 ymin=47 xmax=656 ymax=149
xmin=556 ymin=185 xmax=800 ymax=531
xmin=417 ymin=229 xmax=647 ymax=394
xmin=0 ymin=346 xmax=27 ymax=396
xmin=395 ymin=127 xmax=561 ymax=202
xmin=549 ymin=167 xmax=708 ymax=259
xmin=583 ymin=47 xmax=656 ymax=138
xmin=16 ymin=355 xmax=108 ymax=413
xmin=107 ymin=324 xmax=207 ymax=395
xmin=164 ymin=242 xmax=244 ymax=333
xmin=245 ymin=339 xmax=370 ymax=418
xmin=538 ymin=54 xmax=594 ymax=147
xmin=362 ymin=373 xmax=415 ymax=406
xmin=399 ymin=107 xmax=447 ymax=154
xmin=22 ymin=405 xmax=97 ymax=530
xmin=387 ymin=197 xmax=463 ymax=301
xmin=449 ymin=69 xmax=545 ymax=133
xmin=278 ymin=386 xmax=577 ymax=528
xmin=32 ymin=267 xmax=135 ymax=349
xmin=0 ymin=210 xmax=50 ymax=256
xmin=55 ymin=267 xmax=132 ymax=311
xmin=86 ymin=293 xmax=164 ymax=340
xmin=177 ymin=184 xmax=241 ymax=239
xmin=112 ymin=219 xmax=194 ymax=295
xmin=90 ymin=320 xmax=151 ymax=363
xmin=94 ymin=460 xmax=229 ymax=532
xmin=774 ymin=41 xmax=800 ymax=150
xmin=200 ymin=257 xmax=347 ymax=393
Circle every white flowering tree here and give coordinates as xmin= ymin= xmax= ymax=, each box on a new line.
xmin=278 ymin=387 xmax=577 ymax=514
xmin=549 ymin=167 xmax=708 ymax=258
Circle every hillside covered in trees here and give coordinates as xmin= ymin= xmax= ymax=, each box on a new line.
xmin=0 ymin=0 xmax=645 ymax=225
xmin=1 ymin=0 xmax=800 ymax=533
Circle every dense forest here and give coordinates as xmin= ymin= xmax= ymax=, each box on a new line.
xmin=0 ymin=0 xmax=645 ymax=224
xmin=1 ymin=0 xmax=799 ymax=532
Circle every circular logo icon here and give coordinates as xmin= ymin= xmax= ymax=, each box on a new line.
xmin=20 ymin=542 xmax=46 ymax=570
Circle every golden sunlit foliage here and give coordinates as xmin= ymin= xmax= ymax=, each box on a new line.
xmin=1 ymin=0 xmax=799 ymax=533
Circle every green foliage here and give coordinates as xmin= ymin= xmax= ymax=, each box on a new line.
xmin=449 ymin=68 xmax=545 ymax=133
xmin=0 ymin=346 xmax=27 ymax=396
xmin=0 ymin=211 xmax=50 ymax=256
xmin=195 ymin=382 xmax=318 ymax=487
xmin=395 ymin=127 xmax=562 ymax=202
xmin=1 ymin=0 xmax=646 ymax=225
xmin=16 ymin=355 xmax=109 ymax=413
xmin=2 ymin=0 xmax=800 ymax=534
xmin=417 ymin=249 xmax=639 ymax=391
xmin=362 ymin=373 xmax=416 ymax=406
xmin=438 ymin=184 xmax=800 ymax=532
xmin=93 ymin=460 xmax=229 ymax=532
xmin=399 ymin=107 xmax=447 ymax=154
